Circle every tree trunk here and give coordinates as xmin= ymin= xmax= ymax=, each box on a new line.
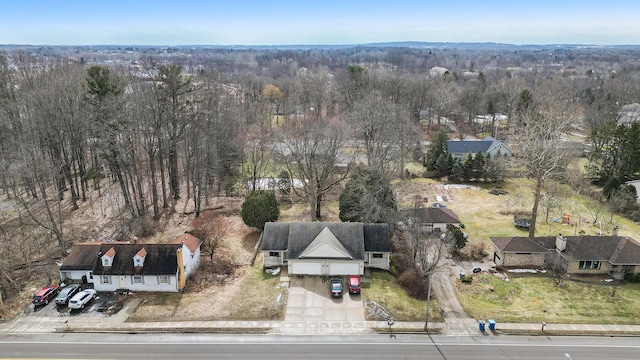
xmin=529 ymin=178 xmax=543 ymax=238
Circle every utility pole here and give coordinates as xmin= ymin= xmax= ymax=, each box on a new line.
xmin=424 ymin=273 xmax=432 ymax=332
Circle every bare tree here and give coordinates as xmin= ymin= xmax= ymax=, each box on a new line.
xmin=513 ymin=95 xmax=576 ymax=237
xmin=540 ymin=181 xmax=564 ymax=224
xmin=276 ymin=115 xmax=351 ymax=220
xmin=345 ymin=92 xmax=416 ymax=174
xmin=415 ymin=232 xmax=446 ymax=278
xmin=242 ymin=123 xmax=271 ymax=192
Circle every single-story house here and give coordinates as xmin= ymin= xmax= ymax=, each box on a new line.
xmin=448 ymin=136 xmax=513 ymax=161
xmin=60 ymin=235 xmax=202 ymax=292
xmin=262 ymin=222 xmax=391 ymax=276
xmin=401 ymin=207 xmax=461 ymax=233
xmin=490 ymin=233 xmax=640 ymax=278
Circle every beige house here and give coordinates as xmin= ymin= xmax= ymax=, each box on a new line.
xmin=490 ymin=234 xmax=640 ymax=278
xmin=262 ymin=222 xmax=391 ymax=276
xmin=402 ymin=207 xmax=461 ymax=233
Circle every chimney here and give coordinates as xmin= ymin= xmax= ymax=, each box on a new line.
xmin=556 ymin=233 xmax=566 ymax=252
xmin=613 ymin=225 xmax=619 ymax=236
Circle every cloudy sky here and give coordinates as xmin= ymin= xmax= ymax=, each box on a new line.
xmin=2 ymin=0 xmax=639 ymax=45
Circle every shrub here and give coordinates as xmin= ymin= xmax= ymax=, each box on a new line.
xmin=241 ymin=190 xmax=280 ymax=231
xmin=130 ymin=216 xmax=157 ymax=238
xmin=460 ymin=275 xmax=473 ymax=283
xmin=468 ymin=241 xmax=487 ymax=260
xmin=398 ymin=270 xmax=428 ymax=300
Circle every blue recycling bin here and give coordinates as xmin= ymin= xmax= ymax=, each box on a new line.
xmin=478 ymin=320 xmax=486 ymax=332
xmin=488 ymin=319 xmax=496 ymax=331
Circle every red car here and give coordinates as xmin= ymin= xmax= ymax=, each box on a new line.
xmin=348 ymin=275 xmax=361 ymax=295
xmin=32 ymin=285 xmax=60 ymax=306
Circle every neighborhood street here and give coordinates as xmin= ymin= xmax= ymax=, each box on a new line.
xmin=1 ymin=333 xmax=640 ymax=359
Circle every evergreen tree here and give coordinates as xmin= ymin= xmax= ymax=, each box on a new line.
xmin=339 ymin=166 xmax=397 ymax=223
xmin=450 ymin=159 xmax=465 ymax=183
xmin=426 ymin=129 xmax=449 ymax=171
xmin=463 ymin=153 xmax=474 ymax=181
xmin=471 ymin=151 xmax=486 ymax=181
xmin=241 ymin=191 xmax=280 ymax=231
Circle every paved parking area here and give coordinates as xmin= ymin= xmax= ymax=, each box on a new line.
xmin=285 ymin=276 xmax=365 ymax=321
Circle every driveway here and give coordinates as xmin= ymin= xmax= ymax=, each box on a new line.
xmin=285 ymin=276 xmax=365 ymax=321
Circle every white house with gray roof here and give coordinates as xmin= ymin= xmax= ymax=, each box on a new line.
xmin=447 ymin=136 xmax=513 ymax=161
xmin=261 ymin=222 xmax=391 ymax=276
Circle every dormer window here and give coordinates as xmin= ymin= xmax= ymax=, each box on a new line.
xmin=101 ymin=247 xmax=116 ymax=268
xmin=134 ymin=247 xmax=147 ymax=268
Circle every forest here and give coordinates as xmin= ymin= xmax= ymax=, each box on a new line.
xmin=1 ymin=45 xmax=640 ymax=304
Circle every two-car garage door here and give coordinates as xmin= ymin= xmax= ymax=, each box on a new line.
xmin=289 ymin=261 xmax=362 ymax=276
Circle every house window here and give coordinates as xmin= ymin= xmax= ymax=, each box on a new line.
xmin=102 ymin=258 xmax=109 ymax=266
xmin=132 ymin=275 xmax=144 ymax=284
xmin=579 ymin=261 xmax=601 ymax=270
xmin=372 ymin=253 xmax=384 ymax=259
xmin=158 ymin=275 xmax=170 ymax=284
xmin=269 ymin=252 xmax=280 ymax=257
xmin=101 ymin=275 xmax=111 ymax=284
xmin=89 ymin=271 xmax=94 ymax=280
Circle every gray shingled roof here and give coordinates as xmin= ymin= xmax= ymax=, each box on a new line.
xmin=262 ymin=222 xmax=391 ymax=259
xmin=288 ymin=222 xmax=364 ymax=260
xmin=363 ymin=223 xmax=391 ymax=252
xmin=490 ymin=235 xmax=640 ymax=264
xmin=447 ymin=140 xmax=494 ymax=155
xmin=490 ymin=237 xmax=548 ymax=253
xmin=403 ymin=208 xmax=461 ymax=224
xmin=60 ymin=243 xmax=102 ymax=270
xmin=261 ymin=222 xmax=290 ymax=251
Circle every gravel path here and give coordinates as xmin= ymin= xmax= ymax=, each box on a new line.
xmin=430 ymin=260 xmax=479 ymax=335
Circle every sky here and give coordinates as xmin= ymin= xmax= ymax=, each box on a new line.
xmin=2 ymin=0 xmax=639 ymax=46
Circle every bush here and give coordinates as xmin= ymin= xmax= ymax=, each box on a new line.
xmin=130 ymin=216 xmax=157 ymax=238
xmin=460 ymin=275 xmax=473 ymax=283
xmin=624 ymin=273 xmax=640 ymax=283
xmin=398 ymin=270 xmax=428 ymax=300
xmin=467 ymin=241 xmax=487 ymax=260
xmin=241 ymin=190 xmax=280 ymax=231
xmin=390 ymin=232 xmax=414 ymax=275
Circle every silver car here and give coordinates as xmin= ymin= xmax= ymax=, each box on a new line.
xmin=68 ymin=289 xmax=97 ymax=310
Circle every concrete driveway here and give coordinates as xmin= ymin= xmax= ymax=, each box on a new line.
xmin=285 ymin=276 xmax=365 ymax=321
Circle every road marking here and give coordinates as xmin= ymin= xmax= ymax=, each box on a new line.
xmin=1 ymin=340 xmax=640 ymax=349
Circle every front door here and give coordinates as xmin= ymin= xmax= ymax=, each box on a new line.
xmin=118 ymin=276 xmax=126 ymax=288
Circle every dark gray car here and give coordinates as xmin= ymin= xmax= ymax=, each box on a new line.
xmin=55 ymin=284 xmax=81 ymax=305
xmin=330 ymin=278 xmax=343 ymax=298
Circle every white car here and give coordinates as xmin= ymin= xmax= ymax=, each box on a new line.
xmin=68 ymin=289 xmax=97 ymax=310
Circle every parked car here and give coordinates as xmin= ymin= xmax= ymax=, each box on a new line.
xmin=330 ymin=278 xmax=343 ymax=298
xmin=347 ymin=275 xmax=361 ymax=295
xmin=68 ymin=289 xmax=97 ymax=310
xmin=55 ymin=284 xmax=81 ymax=306
xmin=32 ymin=285 xmax=60 ymax=306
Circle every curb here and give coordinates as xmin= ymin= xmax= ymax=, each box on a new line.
xmin=56 ymin=327 xmax=272 ymax=334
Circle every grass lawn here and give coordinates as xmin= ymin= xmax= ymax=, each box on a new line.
xmin=225 ymin=262 xmax=288 ymax=320
xmin=363 ymin=270 xmax=442 ymax=322
xmin=457 ymin=274 xmax=640 ymax=324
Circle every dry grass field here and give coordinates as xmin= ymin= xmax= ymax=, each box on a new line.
xmin=456 ymin=274 xmax=640 ymax=324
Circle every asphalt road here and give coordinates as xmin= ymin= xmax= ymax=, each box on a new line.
xmin=1 ymin=333 xmax=639 ymax=359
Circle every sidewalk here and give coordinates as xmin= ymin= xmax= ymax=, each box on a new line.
xmin=3 ymin=315 xmax=640 ymax=336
